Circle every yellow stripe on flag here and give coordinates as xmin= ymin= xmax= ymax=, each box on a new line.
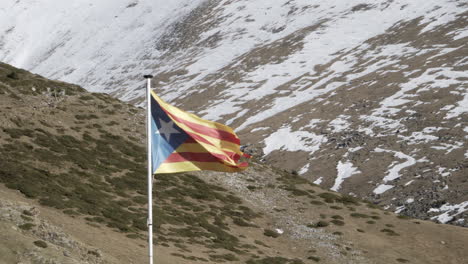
xmin=155 ymin=161 xmax=246 ymax=174
xmin=152 ymin=91 xmax=236 ymax=135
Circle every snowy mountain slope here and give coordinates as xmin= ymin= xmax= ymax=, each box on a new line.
xmin=0 ymin=0 xmax=204 ymax=95
xmin=1 ymin=0 xmax=467 ymax=225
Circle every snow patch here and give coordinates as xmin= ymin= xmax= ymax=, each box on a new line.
xmin=330 ymin=161 xmax=361 ymax=192
xmin=373 ymin=184 xmax=394 ymax=194
xmin=298 ymin=163 xmax=310 ymax=175
xmin=374 ymin=148 xmax=416 ymax=182
xmin=328 ymin=115 xmax=351 ymax=133
xmin=313 ymin=177 xmax=323 ymax=185
xmin=429 ymin=201 xmax=468 ymax=224
xmin=263 ymin=126 xmax=326 ymax=156
xmin=251 ymin=127 xmax=270 ymax=132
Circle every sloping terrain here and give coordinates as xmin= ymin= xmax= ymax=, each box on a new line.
xmin=1 ymin=63 xmax=468 ymax=263
xmin=1 ymin=0 xmax=467 ymax=224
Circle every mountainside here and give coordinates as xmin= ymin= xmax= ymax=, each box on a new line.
xmin=1 ymin=62 xmax=468 ymax=264
xmin=1 ymin=0 xmax=467 ymax=225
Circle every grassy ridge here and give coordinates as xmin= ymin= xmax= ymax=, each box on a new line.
xmin=0 ymin=62 xmax=296 ymax=262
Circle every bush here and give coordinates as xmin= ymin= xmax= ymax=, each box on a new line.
xmin=318 ymin=193 xmax=340 ymax=203
xmin=310 ymin=200 xmax=325 ymax=206
xmin=397 ymin=215 xmax=411 ymax=220
xmin=246 ymin=257 xmax=304 ymax=264
xmin=75 ymin=114 xmax=98 ymax=120
xmin=396 ymin=258 xmax=410 ymax=263
xmin=331 ymin=220 xmax=345 ymax=226
xmin=350 ymin=213 xmax=369 ymax=218
xmin=19 ymin=223 xmax=35 ymax=231
xmin=79 ymin=95 xmax=94 ymax=101
xmin=254 ymin=240 xmax=270 ymax=248
xmin=2 ymin=128 xmax=34 ymax=138
xmin=7 ymin=71 xmax=19 ymax=80
xmin=33 ymin=240 xmax=48 ymax=248
xmin=338 ymin=195 xmax=360 ymax=205
xmin=309 ymin=221 xmax=329 ymax=228
xmin=381 ymin=229 xmax=399 ymax=236
xmin=233 ymin=217 xmax=251 ymax=227
xmin=209 ymin=253 xmax=239 ymax=262
xmin=20 ymin=215 xmax=33 ymax=222
xmin=263 ymin=229 xmax=280 ymax=238
xmin=308 ymin=256 xmax=320 ymax=262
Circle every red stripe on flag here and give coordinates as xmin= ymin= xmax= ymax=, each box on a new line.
xmin=163 ymin=110 xmax=240 ymax=145
xmin=183 ymin=130 xmax=242 ymax=162
xmin=179 ymin=137 xmax=242 ymax=162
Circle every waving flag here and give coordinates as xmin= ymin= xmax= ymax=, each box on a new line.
xmin=150 ymin=91 xmax=249 ymax=174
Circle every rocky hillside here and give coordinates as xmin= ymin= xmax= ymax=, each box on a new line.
xmin=1 ymin=63 xmax=468 ymax=263
xmin=1 ymin=0 xmax=467 ymax=225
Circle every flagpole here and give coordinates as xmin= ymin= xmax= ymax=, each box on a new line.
xmin=144 ymin=74 xmax=154 ymax=264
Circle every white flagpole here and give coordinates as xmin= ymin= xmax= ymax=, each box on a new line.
xmin=144 ymin=74 xmax=154 ymax=264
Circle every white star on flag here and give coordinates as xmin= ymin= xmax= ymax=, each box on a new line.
xmin=155 ymin=118 xmax=180 ymax=141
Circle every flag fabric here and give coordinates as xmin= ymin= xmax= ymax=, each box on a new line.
xmin=150 ymin=91 xmax=250 ymax=174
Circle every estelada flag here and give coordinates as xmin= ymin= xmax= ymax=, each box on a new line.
xmin=150 ymin=91 xmax=250 ymax=174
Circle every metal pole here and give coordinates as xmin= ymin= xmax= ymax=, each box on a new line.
xmin=144 ymin=74 xmax=154 ymax=264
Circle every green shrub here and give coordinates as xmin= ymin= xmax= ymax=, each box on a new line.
xmin=356 ymin=229 xmax=365 ymax=233
xmin=397 ymin=215 xmax=411 ymax=220
xmin=33 ymin=240 xmax=47 ymax=248
xmin=381 ymin=229 xmax=399 ymax=236
xmin=308 ymin=256 xmax=320 ymax=262
xmin=233 ymin=217 xmax=251 ymax=227
xmin=20 ymin=215 xmax=33 ymax=222
xmin=283 ymin=185 xmax=309 ymax=196
xmin=106 ymin=121 xmax=119 ymax=126
xmin=318 ymin=193 xmax=340 ymax=203
xmin=19 ymin=223 xmax=35 ymax=231
xmin=7 ymin=71 xmax=19 ymax=80
xmin=254 ymin=240 xmax=270 ymax=248
xmin=310 ymin=200 xmax=325 ymax=206
xmin=350 ymin=213 xmax=369 ymax=218
xmin=75 ymin=114 xmax=98 ymax=120
xmin=309 ymin=221 xmax=329 ymax=228
xmin=126 ymin=234 xmax=140 ymax=239
xmin=247 ymin=185 xmax=256 ymax=191
xmin=367 ymin=203 xmax=382 ymax=209
xmin=209 ymin=253 xmax=239 ymax=262
xmin=263 ymin=229 xmax=280 ymax=238
xmin=396 ymin=258 xmax=410 ymax=263
xmin=2 ymin=128 xmax=34 ymax=138
xmin=63 ymin=209 xmax=79 ymax=216
xmin=331 ymin=220 xmax=345 ymax=226
xmin=338 ymin=195 xmax=360 ymax=205
xmin=79 ymin=95 xmax=94 ymax=101
xmin=246 ymin=256 xmax=304 ymax=264
xmin=366 ymin=220 xmax=376 ymax=224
